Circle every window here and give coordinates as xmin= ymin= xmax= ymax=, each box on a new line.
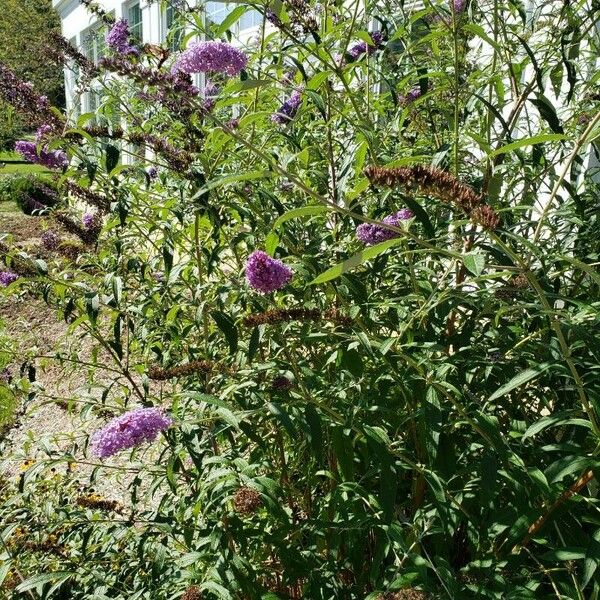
xmin=165 ymin=4 xmax=184 ymax=52
xmin=82 ymin=26 xmax=106 ymax=64
xmin=127 ymin=2 xmax=143 ymax=43
xmin=205 ymin=1 xmax=233 ymax=26
xmin=239 ymin=9 xmax=262 ymax=31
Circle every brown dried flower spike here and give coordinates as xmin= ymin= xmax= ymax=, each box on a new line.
xmin=364 ymin=164 xmax=500 ymax=230
xmin=243 ymin=307 xmax=353 ymax=328
xmin=233 ymin=486 xmax=262 ymax=515
xmin=377 ymin=590 xmax=429 ymax=600
xmin=182 ymin=586 xmax=202 ymax=600
xmin=148 ymin=360 xmax=214 ymax=381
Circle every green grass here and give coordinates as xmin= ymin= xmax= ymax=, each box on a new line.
xmin=0 ymin=150 xmax=21 ymax=161
xmin=0 ymin=163 xmax=50 ymax=176
xmin=0 ymin=200 xmax=19 ymax=214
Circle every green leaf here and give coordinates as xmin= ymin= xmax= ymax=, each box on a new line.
xmin=16 ymin=572 xmax=73 ymax=593
xmin=488 ymin=363 xmax=551 ymax=402
xmin=311 ymin=237 xmax=404 ymax=285
xmin=463 ymin=252 xmax=485 ymax=276
xmin=264 ymin=231 xmax=279 ymax=256
xmin=488 ymin=134 xmax=566 ymax=158
xmin=105 ymin=143 xmax=120 ymax=173
xmin=211 ymin=310 xmax=238 ymax=354
xmin=271 ymin=205 xmax=330 ymax=231
xmin=216 ymin=5 xmax=247 ymax=35
xmin=523 ymin=412 xmax=592 ymax=440
xmin=267 ymin=402 xmax=296 ymax=438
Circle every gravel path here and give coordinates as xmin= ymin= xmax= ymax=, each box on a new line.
xmin=0 ymin=210 xmax=154 ymax=506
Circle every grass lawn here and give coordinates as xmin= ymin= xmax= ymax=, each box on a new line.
xmin=0 ymin=163 xmax=50 ymax=176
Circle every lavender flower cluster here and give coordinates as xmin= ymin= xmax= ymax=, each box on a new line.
xmin=15 ymin=140 xmax=68 ymax=170
xmin=348 ymin=31 xmax=384 ymax=60
xmin=0 ymin=271 xmax=19 ymax=287
xmin=171 ymin=41 xmax=248 ymax=76
xmin=400 ymin=87 xmax=422 ymax=105
xmin=0 ymin=64 xmax=62 ymax=130
xmin=355 ymin=209 xmax=414 ymax=245
xmin=90 ymin=407 xmax=172 ymax=458
xmin=246 ymin=250 xmax=293 ymax=293
xmin=106 ymin=19 xmax=139 ymax=55
xmin=41 ymin=230 xmax=61 ymax=251
xmin=271 ymin=90 xmax=303 ymax=124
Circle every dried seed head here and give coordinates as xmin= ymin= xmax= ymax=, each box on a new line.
xmin=148 ymin=360 xmax=215 ymax=381
xmin=243 ymin=307 xmax=352 ymax=328
xmin=470 ymin=204 xmax=500 ymax=230
xmin=76 ymin=493 xmax=123 ymax=513
xmin=377 ymin=590 xmax=429 ymax=600
xmin=181 ymin=585 xmax=202 ymax=600
xmin=182 ymin=587 xmax=202 ymax=600
xmin=272 ymin=376 xmax=293 ymax=391
xmin=233 ymin=486 xmax=262 ymax=515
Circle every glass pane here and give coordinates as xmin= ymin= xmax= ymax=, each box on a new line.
xmin=205 ymin=1 xmax=232 ymax=26
xmin=239 ymin=9 xmax=262 ymax=31
xmin=166 ymin=5 xmax=183 ymax=51
xmin=128 ymin=3 xmax=143 ymax=42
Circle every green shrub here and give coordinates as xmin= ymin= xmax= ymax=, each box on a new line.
xmin=1 ymin=1 xmax=600 ymax=599
xmin=0 ymin=173 xmax=59 ymax=215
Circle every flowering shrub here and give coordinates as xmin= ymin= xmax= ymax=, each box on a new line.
xmin=1 ymin=0 xmax=600 ymax=598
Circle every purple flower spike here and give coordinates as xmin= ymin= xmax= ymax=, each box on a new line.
xmin=15 ymin=140 xmax=68 ymax=170
xmin=0 ymin=271 xmax=19 ymax=287
xmin=171 ymin=41 xmax=248 ymax=77
xmin=271 ymin=90 xmax=302 ymax=124
xmin=246 ymin=250 xmax=293 ymax=293
xmin=348 ymin=31 xmax=384 ymax=59
xmin=41 ymin=230 xmax=61 ymax=250
xmin=452 ymin=0 xmax=466 ymax=13
xmin=90 ymin=407 xmax=172 ymax=458
xmin=401 ymin=87 xmax=422 ymax=105
xmin=356 ymin=209 xmax=414 ymax=245
xmin=106 ymin=19 xmax=138 ymax=55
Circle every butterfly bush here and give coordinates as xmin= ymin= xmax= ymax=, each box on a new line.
xmin=271 ymin=90 xmax=303 ymax=123
xmin=171 ymin=41 xmax=248 ymax=76
xmin=1 ymin=1 xmax=600 ymax=598
xmin=90 ymin=407 xmax=172 ymax=458
xmin=356 ymin=209 xmax=414 ymax=245
xmin=105 ymin=18 xmax=138 ymax=55
xmin=0 ymin=271 xmax=18 ymax=287
xmin=14 ymin=140 xmax=68 ymax=170
xmin=245 ymin=250 xmax=293 ymax=293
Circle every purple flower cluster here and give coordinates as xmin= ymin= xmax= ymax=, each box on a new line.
xmin=452 ymin=0 xmax=466 ymax=13
xmin=271 ymin=90 xmax=302 ymax=124
xmin=0 ymin=271 xmax=19 ymax=287
xmin=105 ymin=19 xmax=138 ymax=55
xmin=400 ymin=87 xmax=422 ymax=105
xmin=246 ymin=250 xmax=293 ymax=293
xmin=356 ymin=209 xmax=414 ymax=245
xmin=266 ymin=8 xmax=283 ymax=28
xmin=15 ymin=140 xmax=68 ymax=170
xmin=348 ymin=31 xmax=384 ymax=59
xmin=203 ymin=81 xmax=220 ymax=112
xmin=41 ymin=230 xmax=61 ymax=251
xmin=90 ymin=407 xmax=172 ymax=458
xmin=171 ymin=41 xmax=248 ymax=77
xmin=0 ymin=64 xmax=63 ymax=130
xmin=82 ymin=212 xmax=100 ymax=229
